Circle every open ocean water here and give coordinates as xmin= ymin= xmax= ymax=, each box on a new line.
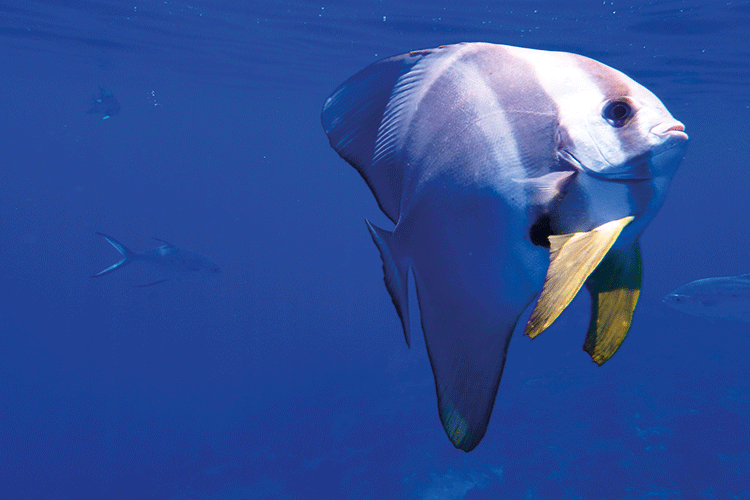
xmin=1 ymin=1 xmax=749 ymax=498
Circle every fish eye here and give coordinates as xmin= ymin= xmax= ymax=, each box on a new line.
xmin=603 ymin=99 xmax=632 ymax=126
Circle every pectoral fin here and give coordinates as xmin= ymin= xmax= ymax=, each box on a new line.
xmin=524 ymin=216 xmax=634 ymax=338
xmin=583 ymin=241 xmax=641 ymax=365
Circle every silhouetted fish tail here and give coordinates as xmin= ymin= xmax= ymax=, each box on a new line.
xmin=92 ymin=232 xmax=136 ymax=277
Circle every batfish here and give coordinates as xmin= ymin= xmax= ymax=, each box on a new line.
xmin=321 ymin=43 xmax=688 ymax=451
xmin=664 ymin=274 xmax=750 ymax=322
xmin=92 ymin=232 xmax=220 ymax=287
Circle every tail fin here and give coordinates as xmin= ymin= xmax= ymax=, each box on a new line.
xmin=92 ymin=232 xmax=136 ymax=277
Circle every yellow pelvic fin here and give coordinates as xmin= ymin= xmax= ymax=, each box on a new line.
xmin=583 ymin=242 xmax=642 ymax=365
xmin=524 ymin=216 xmax=634 ymax=338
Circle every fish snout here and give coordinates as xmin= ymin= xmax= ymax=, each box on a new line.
xmin=650 ymin=120 xmax=688 ymax=141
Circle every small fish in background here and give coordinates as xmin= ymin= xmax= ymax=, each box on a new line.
xmin=92 ymin=232 xmax=220 ymax=287
xmin=663 ymin=275 xmax=750 ymax=322
xmin=87 ymin=86 xmax=120 ymax=119
xmin=322 ymin=42 xmax=688 ymax=451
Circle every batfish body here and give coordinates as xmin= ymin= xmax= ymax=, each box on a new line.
xmin=321 ymin=43 xmax=688 ymax=451
xmin=664 ymin=274 xmax=750 ymax=322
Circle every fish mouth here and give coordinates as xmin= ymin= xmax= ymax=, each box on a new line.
xmin=651 ymin=121 xmax=688 ymax=141
xmin=649 ymin=122 xmax=689 ymax=164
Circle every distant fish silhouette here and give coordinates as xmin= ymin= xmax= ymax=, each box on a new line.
xmin=87 ymin=86 xmax=120 ymax=119
xmin=663 ymin=274 xmax=750 ymax=322
xmin=92 ymin=232 xmax=220 ymax=287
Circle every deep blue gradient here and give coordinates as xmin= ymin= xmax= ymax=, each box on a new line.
xmin=1 ymin=1 xmax=749 ymax=498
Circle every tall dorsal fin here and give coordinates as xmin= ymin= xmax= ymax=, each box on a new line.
xmin=321 ymin=49 xmax=437 ymax=223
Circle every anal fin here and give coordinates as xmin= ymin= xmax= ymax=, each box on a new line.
xmin=524 ymin=216 xmax=634 ymax=338
xmin=583 ymin=241 xmax=642 ymax=365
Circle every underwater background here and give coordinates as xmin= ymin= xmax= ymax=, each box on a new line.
xmin=1 ymin=1 xmax=749 ymax=498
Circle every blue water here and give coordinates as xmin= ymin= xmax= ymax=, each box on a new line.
xmin=1 ymin=1 xmax=749 ymax=498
